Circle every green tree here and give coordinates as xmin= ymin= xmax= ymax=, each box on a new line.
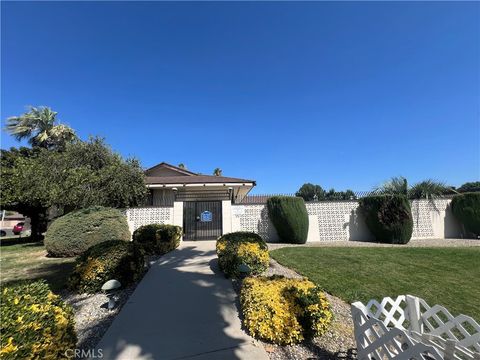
xmin=458 ymin=182 xmax=480 ymax=193
xmin=178 ymin=163 xmax=186 ymax=169
xmin=1 ymin=138 xmax=147 ymax=240
xmin=213 ymin=168 xmax=222 ymax=176
xmin=295 ymin=183 xmax=325 ymax=201
xmin=4 ymin=106 xmax=77 ymax=149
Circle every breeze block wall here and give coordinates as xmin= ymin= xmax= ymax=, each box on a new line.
xmin=232 ymin=199 xmax=462 ymax=242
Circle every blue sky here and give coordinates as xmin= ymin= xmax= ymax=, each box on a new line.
xmin=2 ymin=1 xmax=479 ymax=193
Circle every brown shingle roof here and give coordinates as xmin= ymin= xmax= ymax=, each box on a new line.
xmin=146 ymin=175 xmax=256 ymax=185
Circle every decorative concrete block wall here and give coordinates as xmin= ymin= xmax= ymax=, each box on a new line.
xmin=232 ymin=199 xmax=462 ymax=242
xmin=125 ymin=206 xmax=174 ymax=234
xmin=126 ymin=198 xmax=463 ymax=242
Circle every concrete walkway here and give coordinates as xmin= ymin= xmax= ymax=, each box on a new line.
xmin=96 ymin=241 xmax=268 ymax=360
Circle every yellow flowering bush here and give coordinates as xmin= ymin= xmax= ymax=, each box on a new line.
xmin=0 ymin=281 xmax=76 ymax=359
xmin=240 ymin=276 xmax=332 ymax=345
xmin=216 ymin=232 xmax=269 ymax=278
xmin=68 ymin=240 xmax=145 ymax=293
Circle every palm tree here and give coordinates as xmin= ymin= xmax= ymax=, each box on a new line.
xmin=213 ymin=168 xmax=222 ymax=176
xmin=408 ymin=180 xmax=453 ymax=199
xmin=374 ymin=176 xmax=452 ymax=199
xmin=374 ymin=176 xmax=408 ymax=196
xmin=5 ymin=106 xmax=77 ymax=149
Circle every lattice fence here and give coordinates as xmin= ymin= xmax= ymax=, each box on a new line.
xmin=125 ymin=207 xmax=174 ymax=233
xmin=352 ymin=295 xmax=480 ymax=360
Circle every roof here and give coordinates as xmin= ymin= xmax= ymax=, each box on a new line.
xmin=146 ymin=175 xmax=255 ymax=185
xmin=145 ymin=162 xmax=256 ymax=186
xmin=145 ymin=162 xmax=197 ymax=176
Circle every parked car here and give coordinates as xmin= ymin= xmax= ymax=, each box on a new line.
xmin=12 ymin=222 xmax=24 ymax=235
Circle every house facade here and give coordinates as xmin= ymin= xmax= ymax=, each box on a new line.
xmin=132 ymin=162 xmax=256 ymax=240
xmin=126 ymin=162 xmax=463 ymax=243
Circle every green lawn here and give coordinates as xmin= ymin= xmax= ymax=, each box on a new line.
xmin=270 ymin=247 xmax=480 ymax=320
xmin=0 ymin=242 xmax=75 ymax=292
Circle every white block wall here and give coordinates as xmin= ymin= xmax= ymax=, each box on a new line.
xmin=231 ymin=199 xmax=463 ymax=242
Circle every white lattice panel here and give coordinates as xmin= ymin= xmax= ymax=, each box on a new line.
xmin=352 ymin=295 xmax=480 ymax=360
xmin=306 ymin=201 xmax=358 ymax=242
xmin=126 ymin=207 xmax=174 ymax=233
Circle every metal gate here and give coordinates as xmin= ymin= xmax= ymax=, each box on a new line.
xmin=183 ymin=201 xmax=222 ymax=240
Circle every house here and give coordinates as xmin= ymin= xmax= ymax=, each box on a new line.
xmin=141 ymin=162 xmax=256 ymax=240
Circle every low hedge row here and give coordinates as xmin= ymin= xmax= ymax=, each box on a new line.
xmin=68 ymin=240 xmax=145 ymax=293
xmin=0 ymin=281 xmax=77 ymax=359
xmin=132 ymin=224 xmax=182 ymax=255
xmin=241 ymin=275 xmax=332 ymax=345
xmin=216 ymin=232 xmax=269 ymax=278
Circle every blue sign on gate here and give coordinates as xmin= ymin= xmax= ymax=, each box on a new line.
xmin=200 ymin=211 xmax=213 ymax=222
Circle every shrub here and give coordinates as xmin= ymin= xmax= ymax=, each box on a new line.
xmin=267 ymin=196 xmax=309 ymax=244
xmin=45 ymin=206 xmax=131 ymax=257
xmin=0 ymin=281 xmax=76 ymax=359
xmin=451 ymin=193 xmax=480 ymax=236
xmin=132 ymin=224 xmax=182 ymax=255
xmin=216 ymin=232 xmax=269 ymax=278
xmin=68 ymin=240 xmax=145 ymax=293
xmin=358 ymin=195 xmax=413 ymax=244
xmin=240 ymin=276 xmax=332 ymax=345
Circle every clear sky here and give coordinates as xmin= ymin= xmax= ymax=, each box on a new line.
xmin=2 ymin=1 xmax=479 ymax=194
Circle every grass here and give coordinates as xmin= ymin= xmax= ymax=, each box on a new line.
xmin=0 ymin=242 xmax=75 ymax=292
xmin=270 ymin=247 xmax=480 ymax=320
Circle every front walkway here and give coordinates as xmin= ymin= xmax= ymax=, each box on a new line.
xmin=96 ymin=241 xmax=268 ymax=360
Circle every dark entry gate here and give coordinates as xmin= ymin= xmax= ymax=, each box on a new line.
xmin=183 ymin=201 xmax=222 ymax=240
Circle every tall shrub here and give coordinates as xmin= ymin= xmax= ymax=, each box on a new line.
xmin=359 ymin=195 xmax=413 ymax=244
xmin=45 ymin=206 xmax=131 ymax=257
xmin=451 ymin=193 xmax=480 ymax=236
xmin=267 ymin=196 xmax=309 ymax=244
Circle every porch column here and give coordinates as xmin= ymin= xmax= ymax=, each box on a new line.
xmin=173 ymin=201 xmax=184 ymax=241
xmin=222 ymin=200 xmax=232 ymax=235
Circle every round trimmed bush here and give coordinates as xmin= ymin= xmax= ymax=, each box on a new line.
xmin=359 ymin=194 xmax=413 ymax=244
xmin=68 ymin=240 xmax=145 ymax=293
xmin=267 ymin=196 xmax=309 ymax=244
xmin=216 ymin=232 xmax=269 ymax=278
xmin=0 ymin=281 xmax=77 ymax=359
xmin=132 ymin=224 xmax=182 ymax=255
xmin=451 ymin=193 xmax=480 ymax=236
xmin=241 ymin=276 xmax=332 ymax=345
xmin=45 ymin=206 xmax=131 ymax=257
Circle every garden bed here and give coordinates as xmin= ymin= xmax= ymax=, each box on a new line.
xmin=231 ymin=258 xmax=357 ymax=360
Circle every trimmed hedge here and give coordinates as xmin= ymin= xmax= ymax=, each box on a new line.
xmin=0 ymin=281 xmax=77 ymax=359
xmin=241 ymin=275 xmax=332 ymax=345
xmin=216 ymin=232 xmax=269 ymax=278
xmin=132 ymin=224 xmax=182 ymax=255
xmin=359 ymin=195 xmax=413 ymax=244
xmin=267 ymin=196 xmax=309 ymax=244
xmin=45 ymin=206 xmax=131 ymax=257
xmin=451 ymin=193 xmax=480 ymax=236
xmin=68 ymin=240 xmax=145 ymax=293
